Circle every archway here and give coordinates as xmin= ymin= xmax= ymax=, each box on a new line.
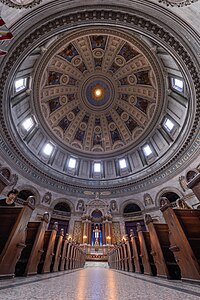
xmin=123 ymin=203 xmax=145 ymax=235
xmin=17 ymin=189 xmax=35 ymax=205
xmin=49 ymin=202 xmax=71 ymax=234
xmin=159 ymin=192 xmax=180 ymax=207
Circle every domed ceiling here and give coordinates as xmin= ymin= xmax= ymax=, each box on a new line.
xmin=36 ymin=29 xmax=161 ymax=155
xmin=1 ymin=3 xmax=199 ymax=196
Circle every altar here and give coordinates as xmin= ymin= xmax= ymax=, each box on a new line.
xmin=81 ymin=244 xmax=113 ymax=261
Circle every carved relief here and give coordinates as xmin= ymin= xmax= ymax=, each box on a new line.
xmin=76 ymin=199 xmax=85 ymax=212
xmin=110 ymin=200 xmax=118 ymax=211
xmin=42 ymin=192 xmax=52 ymax=204
xmin=0 ymin=0 xmax=42 ymax=8
xmin=179 ymin=175 xmax=188 ymax=192
xmin=158 ymin=0 xmax=198 ymax=6
xmin=144 ymin=193 xmax=154 ymax=206
xmin=8 ymin=174 xmax=18 ymax=187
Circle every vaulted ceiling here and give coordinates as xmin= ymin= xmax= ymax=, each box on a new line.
xmin=0 ymin=0 xmax=199 ymax=197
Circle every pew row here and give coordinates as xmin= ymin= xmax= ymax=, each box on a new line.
xmin=37 ymin=222 xmax=58 ymax=274
xmin=0 ymin=201 xmax=34 ymax=278
xmin=145 ymin=214 xmax=181 ymax=279
xmin=160 ymin=201 xmax=200 ymax=282
xmin=137 ymin=223 xmax=157 ymax=276
xmin=15 ymin=212 xmax=49 ymax=276
xmin=130 ymin=229 xmax=144 ymax=274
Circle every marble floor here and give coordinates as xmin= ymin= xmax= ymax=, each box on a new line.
xmin=0 ymin=263 xmax=199 ymax=300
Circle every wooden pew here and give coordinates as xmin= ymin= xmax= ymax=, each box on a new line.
xmin=60 ymin=233 xmax=69 ymax=271
xmin=51 ymin=228 xmax=64 ymax=272
xmin=122 ymin=241 xmax=129 ymax=272
xmin=118 ymin=243 xmax=124 ymax=271
xmin=15 ymin=212 xmax=49 ymax=276
xmin=65 ymin=239 xmax=72 ymax=270
xmin=130 ymin=229 xmax=143 ymax=273
xmin=161 ymin=200 xmax=200 ymax=282
xmin=37 ymin=222 xmax=58 ymax=274
xmin=145 ymin=214 xmax=181 ymax=279
xmin=69 ymin=242 xmax=75 ymax=270
xmin=124 ymin=235 xmax=134 ymax=272
xmin=0 ymin=201 xmax=34 ymax=278
xmin=137 ymin=223 xmax=157 ymax=276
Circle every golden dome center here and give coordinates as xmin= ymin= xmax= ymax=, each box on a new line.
xmin=95 ymin=88 xmax=102 ymax=97
xmin=91 ymin=84 xmax=105 ymax=101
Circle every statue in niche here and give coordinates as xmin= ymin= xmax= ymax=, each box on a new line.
xmin=110 ymin=200 xmax=118 ymax=211
xmin=8 ymin=174 xmax=18 ymax=187
xmin=144 ymin=193 xmax=153 ymax=206
xmin=179 ymin=175 xmax=188 ymax=192
xmin=93 ymin=225 xmax=101 ymax=250
xmin=76 ymin=199 xmax=85 ymax=212
xmin=160 ymin=197 xmax=170 ymax=207
xmin=176 ymin=198 xmax=191 ymax=209
xmin=95 ymin=191 xmax=100 ymax=200
xmin=42 ymin=192 xmax=52 ymax=205
xmin=27 ymin=195 xmax=35 ymax=206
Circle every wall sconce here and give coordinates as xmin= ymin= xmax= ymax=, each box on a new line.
xmin=107 ymin=236 xmax=111 ymax=244
xmin=68 ymin=234 xmax=72 ymax=241
xmin=83 ymin=235 xmax=87 ymax=243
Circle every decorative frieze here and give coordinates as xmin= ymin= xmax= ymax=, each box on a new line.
xmin=158 ymin=0 xmax=198 ymax=7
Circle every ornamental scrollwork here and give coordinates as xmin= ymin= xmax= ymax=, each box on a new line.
xmin=0 ymin=0 xmax=42 ymax=9
xmin=158 ymin=0 xmax=198 ymax=7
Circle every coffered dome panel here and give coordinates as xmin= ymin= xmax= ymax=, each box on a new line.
xmin=2 ymin=3 xmax=198 ymax=195
xmin=36 ymin=29 xmax=163 ymax=155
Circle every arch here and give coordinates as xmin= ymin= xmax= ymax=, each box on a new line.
xmin=86 ymin=199 xmax=108 ymax=216
xmin=120 ymin=199 xmax=144 ymax=215
xmin=91 ymin=209 xmax=102 ymax=218
xmin=16 ymin=184 xmax=40 ymax=206
xmin=54 ymin=202 xmax=71 ymax=213
xmin=88 ymin=199 xmax=107 ymax=206
xmin=155 ymin=187 xmax=183 ymax=207
xmin=91 ymin=209 xmax=103 ymax=222
xmin=186 ymin=169 xmax=199 ymax=183
xmin=123 ymin=203 xmax=141 ymax=214
xmin=50 ymin=198 xmax=75 ymax=213
xmin=0 ymin=167 xmax=11 ymax=180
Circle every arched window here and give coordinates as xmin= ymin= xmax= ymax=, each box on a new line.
xmin=160 ymin=192 xmax=179 ymax=206
xmin=186 ymin=170 xmax=198 ymax=183
xmin=123 ymin=203 xmax=144 ymax=236
xmin=54 ymin=202 xmax=71 ymax=213
xmin=123 ymin=203 xmax=141 ymax=214
xmin=50 ymin=202 xmax=71 ymax=235
xmin=0 ymin=168 xmax=11 ymax=180
xmin=91 ymin=209 xmax=102 ymax=218
xmin=18 ymin=190 xmax=34 ymax=200
xmin=17 ymin=189 xmax=35 ymax=205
